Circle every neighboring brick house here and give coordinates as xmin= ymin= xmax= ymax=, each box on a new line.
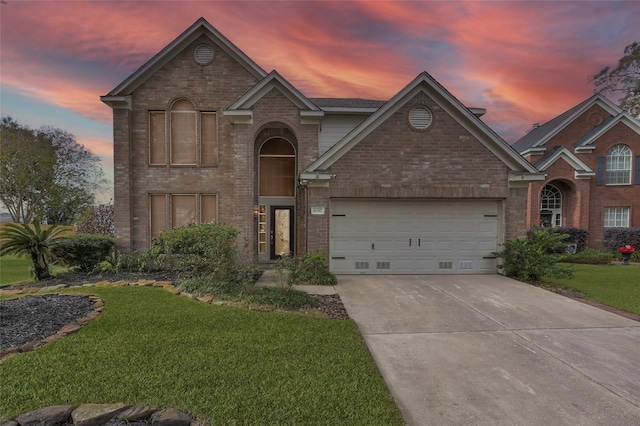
xmin=512 ymin=94 xmax=640 ymax=248
xmin=101 ymin=18 xmax=543 ymax=274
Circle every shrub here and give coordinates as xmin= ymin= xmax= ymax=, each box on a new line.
xmin=560 ymin=249 xmax=614 ymax=264
xmin=62 ymin=233 xmax=115 ymax=272
xmin=603 ymin=227 xmax=640 ymax=252
xmin=149 ymin=222 xmax=258 ymax=294
xmin=493 ymin=228 xmax=573 ymax=283
xmin=554 ymin=227 xmax=589 ymax=252
xmin=272 ymin=250 xmax=337 ymax=291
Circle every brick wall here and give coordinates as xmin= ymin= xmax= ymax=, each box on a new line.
xmin=524 ymin=105 xmax=640 ymax=248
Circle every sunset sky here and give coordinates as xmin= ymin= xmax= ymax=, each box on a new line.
xmin=1 ymin=0 xmax=639 ymax=202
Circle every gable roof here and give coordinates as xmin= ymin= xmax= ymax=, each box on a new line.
xmin=574 ymin=111 xmax=640 ymax=149
xmin=102 ymin=18 xmax=267 ymax=101
xmin=302 ymin=71 xmax=541 ymax=181
xmin=534 ymin=146 xmax=595 ymax=179
xmin=512 ymin=94 xmax=622 ymax=153
xmin=223 ymin=71 xmax=324 ymax=124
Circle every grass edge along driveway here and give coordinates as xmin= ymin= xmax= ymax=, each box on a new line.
xmin=0 ymin=286 xmax=403 ymax=425
xmin=548 ymin=263 xmax=640 ymax=316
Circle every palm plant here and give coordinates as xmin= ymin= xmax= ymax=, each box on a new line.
xmin=0 ymin=222 xmax=68 ymax=280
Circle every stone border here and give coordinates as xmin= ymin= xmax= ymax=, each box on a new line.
xmin=2 ymin=403 xmax=205 ymax=426
xmin=0 ymin=293 xmax=104 ymax=360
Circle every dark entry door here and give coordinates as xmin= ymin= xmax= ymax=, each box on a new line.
xmin=270 ymin=206 xmax=294 ymax=259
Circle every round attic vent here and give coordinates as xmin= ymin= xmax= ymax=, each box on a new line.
xmin=194 ymin=44 xmax=214 ymax=65
xmin=408 ymin=106 xmax=433 ymax=130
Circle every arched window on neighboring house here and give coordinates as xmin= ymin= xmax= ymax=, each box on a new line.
xmin=606 ymin=144 xmax=632 ymax=185
xmin=540 ymin=184 xmax=562 ymax=227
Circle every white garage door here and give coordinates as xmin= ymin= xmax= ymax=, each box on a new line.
xmin=330 ymin=199 xmax=500 ymax=274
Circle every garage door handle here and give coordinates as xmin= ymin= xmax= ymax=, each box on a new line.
xmin=372 ymin=243 xmax=375 ymax=250
xmin=418 ymin=238 xmax=421 ymax=247
xmin=409 ymin=238 xmax=411 ymax=247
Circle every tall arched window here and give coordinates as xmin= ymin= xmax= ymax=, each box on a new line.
xmin=540 ymin=184 xmax=562 ymax=227
xmin=606 ymin=144 xmax=631 ymax=185
xmin=259 ymin=138 xmax=295 ymax=196
xmin=170 ymin=99 xmax=196 ymax=165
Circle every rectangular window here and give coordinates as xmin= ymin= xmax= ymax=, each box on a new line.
xmin=150 ymin=194 xmax=167 ymax=238
xmin=150 ymin=194 xmax=217 ymax=239
xmin=604 ymin=207 xmax=630 ymax=228
xmin=171 ymin=195 xmax=197 ymax=228
xmin=150 ymin=108 xmax=217 ymax=166
xmin=201 ymin=112 xmax=218 ymax=165
xmin=149 ymin=112 xmax=166 ymax=165
xmin=171 ymin=111 xmax=197 ymax=165
xmin=201 ymin=194 xmax=217 ymax=224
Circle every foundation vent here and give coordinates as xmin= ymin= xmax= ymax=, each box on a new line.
xmin=438 ymin=261 xmax=453 ymax=270
xmin=376 ymin=261 xmax=391 ymax=270
xmin=355 ymin=261 xmax=369 ymax=270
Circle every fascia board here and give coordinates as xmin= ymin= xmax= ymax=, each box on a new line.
xmin=520 ymin=147 xmax=546 ymax=156
xmin=223 ymin=110 xmax=253 ymax=124
xmin=106 ymin=19 xmax=266 ymax=96
xmin=531 ymin=95 xmax=622 ymax=148
xmin=320 ymin=107 xmax=380 ymax=114
xmin=305 ymin=72 xmax=539 ymax=174
xmin=100 ymin=95 xmax=132 ymax=109
xmin=575 ymin=112 xmax=640 ymax=149
xmin=537 ymin=147 xmax=593 ymax=173
xmin=228 ymin=72 xmax=321 ymax=112
xmin=508 ymin=172 xmax=547 ymax=188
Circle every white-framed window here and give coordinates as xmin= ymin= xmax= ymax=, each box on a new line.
xmin=148 ymin=100 xmax=218 ymax=166
xmin=540 ymin=184 xmax=562 ymax=227
xmin=149 ymin=193 xmax=217 ymax=238
xmin=606 ymin=144 xmax=631 ymax=185
xmin=604 ymin=207 xmax=629 ymax=228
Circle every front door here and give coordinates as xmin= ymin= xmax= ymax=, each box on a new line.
xmin=270 ymin=206 xmax=294 ymax=259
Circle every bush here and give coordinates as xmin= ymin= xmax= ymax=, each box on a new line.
xmin=554 ymin=227 xmax=589 ymax=252
xmin=62 ymin=233 xmax=115 ymax=272
xmin=272 ymin=250 xmax=337 ymax=291
xmin=603 ymin=227 xmax=640 ymax=252
xmin=560 ymin=249 xmax=614 ymax=264
xmin=149 ymin=222 xmax=258 ymax=294
xmin=493 ymin=228 xmax=573 ymax=283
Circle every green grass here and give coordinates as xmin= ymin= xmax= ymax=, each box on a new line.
xmin=0 ymin=286 xmax=403 ymax=424
xmin=547 ymin=263 xmax=640 ymax=315
xmin=0 ymin=255 xmax=33 ymax=286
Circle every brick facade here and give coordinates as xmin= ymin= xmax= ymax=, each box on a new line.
xmin=103 ymin=18 xmax=540 ymax=273
xmin=518 ymin=103 xmax=640 ymax=248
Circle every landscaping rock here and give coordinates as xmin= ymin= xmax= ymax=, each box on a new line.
xmin=0 ymin=420 xmax=19 ymax=426
xmin=118 ymin=406 xmax=157 ymax=422
xmin=150 ymin=408 xmax=192 ymax=426
xmin=71 ymin=403 xmax=129 ymax=426
xmin=15 ymin=405 xmax=73 ymax=426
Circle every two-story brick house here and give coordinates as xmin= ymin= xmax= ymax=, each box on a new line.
xmin=512 ymin=94 xmax=640 ymax=248
xmin=101 ymin=18 xmax=543 ymax=274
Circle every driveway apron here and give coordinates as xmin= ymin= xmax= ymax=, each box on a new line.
xmin=336 ymin=274 xmax=640 ymax=425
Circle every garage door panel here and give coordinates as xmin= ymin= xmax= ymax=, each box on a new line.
xmin=330 ymin=200 xmax=500 ymax=274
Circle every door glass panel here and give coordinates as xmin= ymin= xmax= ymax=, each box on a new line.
xmin=274 ymin=209 xmax=291 ymax=256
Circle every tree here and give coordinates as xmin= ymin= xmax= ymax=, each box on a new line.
xmin=0 ymin=222 xmax=68 ymax=280
xmin=592 ymin=41 xmax=640 ymax=118
xmin=0 ymin=117 xmax=57 ymax=223
xmin=76 ymin=203 xmax=115 ymax=236
xmin=0 ymin=117 xmax=106 ymax=224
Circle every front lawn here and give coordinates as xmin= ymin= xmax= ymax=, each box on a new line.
xmin=0 ymin=255 xmax=32 ymax=286
xmin=546 ymin=263 xmax=640 ymax=315
xmin=0 ymin=286 xmax=403 ymax=425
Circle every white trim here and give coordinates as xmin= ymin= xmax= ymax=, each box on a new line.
xmin=223 ymin=110 xmax=253 ymax=124
xmin=103 ymin=18 xmax=266 ymax=98
xmin=100 ymin=95 xmax=132 ymax=109
xmin=575 ymin=112 xmax=640 ymax=150
xmin=535 ymin=147 xmax=595 ymax=180
xmin=531 ymin=94 xmax=622 ymax=148
xmin=304 ymin=72 xmax=541 ymax=177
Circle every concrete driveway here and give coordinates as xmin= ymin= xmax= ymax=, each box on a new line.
xmin=336 ymin=274 xmax=640 ymax=425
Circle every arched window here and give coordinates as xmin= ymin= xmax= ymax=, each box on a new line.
xmin=606 ymin=144 xmax=631 ymax=185
xmin=170 ymin=99 xmax=196 ymax=165
xmin=540 ymin=184 xmax=562 ymax=227
xmin=259 ymin=138 xmax=295 ymax=196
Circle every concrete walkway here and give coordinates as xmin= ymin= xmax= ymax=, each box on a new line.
xmin=336 ymin=274 xmax=640 ymax=425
